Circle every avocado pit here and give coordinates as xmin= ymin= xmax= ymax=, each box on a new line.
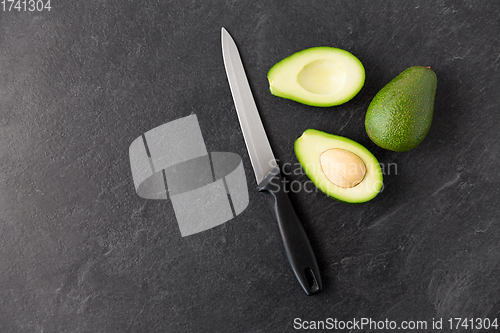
xmin=320 ymin=148 xmax=366 ymax=188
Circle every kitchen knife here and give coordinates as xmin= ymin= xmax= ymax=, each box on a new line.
xmin=221 ymin=27 xmax=322 ymax=295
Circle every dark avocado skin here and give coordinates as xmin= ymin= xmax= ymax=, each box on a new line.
xmin=365 ymin=66 xmax=437 ymax=152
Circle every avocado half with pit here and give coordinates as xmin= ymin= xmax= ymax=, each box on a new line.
xmin=295 ymin=129 xmax=383 ymax=203
xmin=268 ymin=47 xmax=365 ymax=107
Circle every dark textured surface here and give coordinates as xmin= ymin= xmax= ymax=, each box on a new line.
xmin=1 ymin=1 xmax=499 ymax=332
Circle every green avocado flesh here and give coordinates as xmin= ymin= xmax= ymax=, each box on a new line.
xmin=268 ymin=47 xmax=365 ymax=107
xmin=294 ymin=129 xmax=383 ymax=203
xmin=365 ymin=66 xmax=437 ymax=152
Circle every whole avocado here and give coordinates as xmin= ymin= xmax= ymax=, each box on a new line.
xmin=365 ymin=66 xmax=437 ymax=152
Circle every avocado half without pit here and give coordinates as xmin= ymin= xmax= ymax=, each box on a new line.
xmin=295 ymin=129 xmax=383 ymax=203
xmin=268 ymin=47 xmax=365 ymax=107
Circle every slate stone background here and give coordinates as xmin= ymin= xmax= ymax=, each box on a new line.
xmin=1 ymin=1 xmax=499 ymax=332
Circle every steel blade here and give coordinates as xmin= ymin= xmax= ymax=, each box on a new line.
xmin=221 ymin=27 xmax=277 ymax=185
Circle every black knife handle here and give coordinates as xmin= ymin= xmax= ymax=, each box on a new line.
xmin=258 ymin=166 xmax=322 ymax=295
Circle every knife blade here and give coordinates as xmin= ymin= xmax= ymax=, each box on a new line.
xmin=221 ymin=27 xmax=322 ymax=295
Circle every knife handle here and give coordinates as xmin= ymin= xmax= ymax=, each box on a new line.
xmin=258 ymin=167 xmax=322 ymax=295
